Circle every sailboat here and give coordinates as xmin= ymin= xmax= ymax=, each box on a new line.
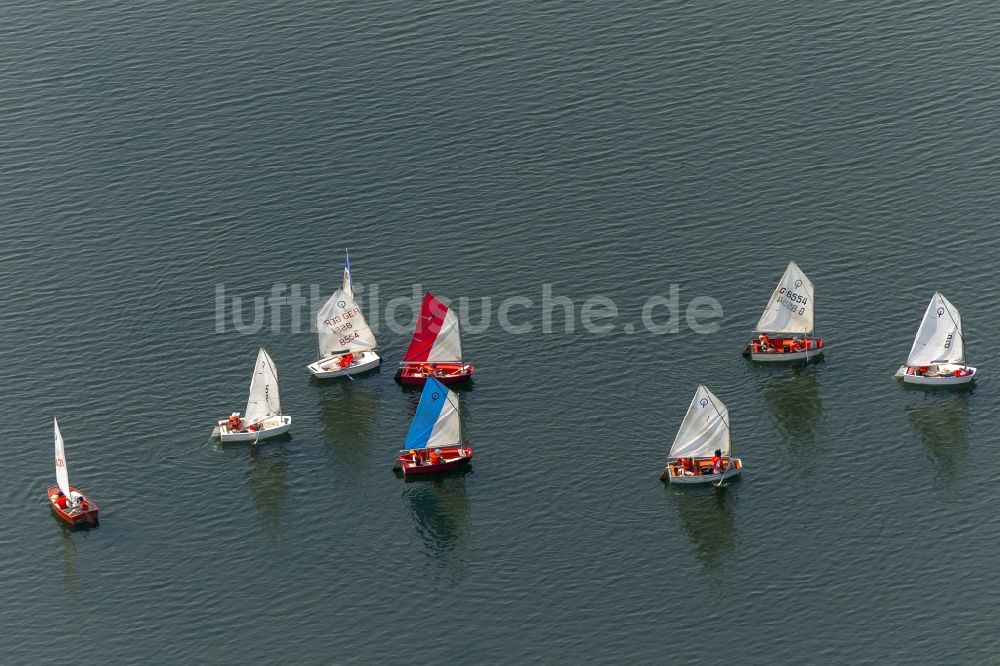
xmin=659 ymin=385 xmax=743 ymax=485
xmin=395 ymin=293 xmax=475 ymax=385
xmin=307 ymin=251 xmax=381 ymax=379
xmin=395 ymin=377 xmax=473 ymax=476
xmin=744 ymin=261 xmax=824 ymax=362
xmin=47 ymin=418 xmax=99 ymax=525
xmin=212 ymin=348 xmax=292 ymax=442
xmin=894 ymin=292 xmax=976 ymax=385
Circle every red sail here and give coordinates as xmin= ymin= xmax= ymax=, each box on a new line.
xmin=401 ymin=293 xmax=450 ymax=362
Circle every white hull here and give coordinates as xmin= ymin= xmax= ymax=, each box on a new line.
xmin=668 ymin=465 xmax=743 ymax=485
xmin=212 ymin=415 xmax=292 ymax=442
xmin=895 ymin=364 xmax=976 ymax=385
xmin=750 ymin=348 xmax=819 ymax=362
xmin=307 ymin=351 xmax=381 ymax=378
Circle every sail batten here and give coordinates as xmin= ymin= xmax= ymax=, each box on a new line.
xmin=755 ymin=261 xmax=814 ymax=335
xmin=668 ymin=385 xmax=731 ymax=458
xmin=54 ymin=417 xmax=71 ymax=498
xmin=245 ymin=348 xmax=281 ymax=424
xmin=402 ymin=293 xmax=463 ymax=363
xmin=403 ymin=377 xmax=461 ymax=450
xmin=906 ymin=292 xmax=965 ymax=366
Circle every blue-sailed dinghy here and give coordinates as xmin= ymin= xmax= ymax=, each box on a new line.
xmin=396 ymin=377 xmax=473 ymax=476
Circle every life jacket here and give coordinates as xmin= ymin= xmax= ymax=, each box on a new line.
xmin=712 ymin=456 xmax=724 ymax=472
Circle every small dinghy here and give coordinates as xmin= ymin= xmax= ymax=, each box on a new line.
xmin=307 ymin=251 xmax=381 ymax=379
xmin=744 ymin=261 xmax=824 ymax=362
xmin=894 ymin=292 xmax=976 ymax=386
xmin=395 ymin=293 xmax=474 ymax=385
xmin=213 ymin=348 xmax=291 ymax=442
xmin=48 ymin=418 xmax=99 ymax=525
xmin=395 ymin=377 xmax=473 ymax=477
xmin=660 ymin=385 xmax=743 ymax=485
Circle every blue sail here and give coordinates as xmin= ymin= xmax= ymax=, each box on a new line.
xmin=403 ymin=377 xmax=450 ymax=450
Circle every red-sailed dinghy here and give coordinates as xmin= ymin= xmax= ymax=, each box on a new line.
xmin=396 ymin=293 xmax=474 ymax=385
xmin=395 ymin=377 xmax=473 ymax=477
xmin=48 ymin=418 xmax=99 ymax=525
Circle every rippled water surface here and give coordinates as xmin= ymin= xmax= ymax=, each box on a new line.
xmin=3 ymin=1 xmax=1000 ymax=663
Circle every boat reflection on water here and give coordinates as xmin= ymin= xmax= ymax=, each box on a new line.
xmin=318 ymin=383 xmax=380 ymax=466
xmin=58 ymin=524 xmax=79 ymax=596
xmin=403 ymin=473 xmax=471 ymax=571
xmin=247 ymin=443 xmax=289 ymax=534
xmin=671 ymin=486 xmax=738 ymax=573
xmin=907 ymin=394 xmax=970 ymax=482
xmin=759 ymin=368 xmax=824 ymax=454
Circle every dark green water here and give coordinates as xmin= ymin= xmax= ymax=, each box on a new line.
xmin=3 ymin=1 xmax=999 ymax=663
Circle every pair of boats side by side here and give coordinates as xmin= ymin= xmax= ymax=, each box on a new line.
xmin=662 ymin=261 xmax=978 ymax=486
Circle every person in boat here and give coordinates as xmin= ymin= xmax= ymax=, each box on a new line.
xmin=408 ymin=449 xmax=420 ymax=466
xmin=339 ymin=352 xmax=355 ymax=369
xmin=758 ymin=334 xmax=771 ymax=352
xmin=675 ymin=457 xmax=694 ymax=476
xmin=56 ymin=492 xmax=68 ymax=509
xmin=227 ymin=415 xmax=242 ymax=432
xmin=429 ymin=449 xmax=442 ymax=465
xmin=712 ymin=450 xmax=725 ymax=475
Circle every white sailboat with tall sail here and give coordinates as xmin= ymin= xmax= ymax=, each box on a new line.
xmin=213 ymin=348 xmax=291 ymax=442
xmin=895 ymin=292 xmax=976 ymax=385
xmin=744 ymin=260 xmax=824 ymax=362
xmin=47 ymin=418 xmax=99 ymax=525
xmin=307 ymin=251 xmax=380 ymax=379
xmin=660 ymin=385 xmax=743 ymax=485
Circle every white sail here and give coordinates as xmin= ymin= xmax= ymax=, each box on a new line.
xmin=342 ymin=250 xmax=354 ymax=300
xmin=245 ymin=348 xmax=281 ymax=424
xmin=316 ymin=288 xmax=377 ymax=357
xmin=427 ymin=307 xmax=463 ymax=362
xmin=54 ymin=417 xmax=71 ymax=498
xmin=427 ymin=389 xmax=461 ymax=449
xmin=906 ymin=292 xmax=964 ymax=366
xmin=669 ymin=385 xmax=731 ymax=458
xmin=756 ymin=261 xmax=814 ymax=335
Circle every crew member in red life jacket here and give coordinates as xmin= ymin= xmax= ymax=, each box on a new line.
xmin=758 ymin=334 xmax=770 ymax=352
xmin=429 ymin=449 xmax=442 ymax=465
xmin=339 ymin=352 xmax=354 ymax=369
xmin=56 ymin=492 xmax=68 ymax=509
xmin=228 ymin=415 xmax=242 ymax=432
xmin=712 ymin=449 xmax=725 ymax=475
xmin=408 ymin=449 xmax=419 ymax=466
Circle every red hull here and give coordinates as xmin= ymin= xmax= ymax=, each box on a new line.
xmin=745 ymin=337 xmax=824 ymax=355
xmin=398 ymin=446 xmax=473 ymax=476
xmin=47 ymin=485 xmax=99 ymax=525
xmin=395 ymin=363 xmax=475 ymax=385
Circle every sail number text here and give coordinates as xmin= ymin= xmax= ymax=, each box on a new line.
xmin=776 ymin=287 xmax=808 ymax=316
xmin=323 ymin=306 xmax=363 ymax=331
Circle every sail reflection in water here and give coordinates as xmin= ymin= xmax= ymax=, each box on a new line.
xmin=59 ymin=525 xmax=79 ymax=596
xmin=671 ymin=488 xmax=738 ymax=573
xmin=404 ymin=475 xmax=471 ymax=572
xmin=247 ymin=443 xmax=290 ymax=534
xmin=318 ymin=383 xmax=380 ymax=466
xmin=907 ymin=395 xmax=970 ymax=482
xmin=759 ymin=369 xmax=825 ymax=451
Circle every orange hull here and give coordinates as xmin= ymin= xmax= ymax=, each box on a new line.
xmin=47 ymin=485 xmax=99 ymax=525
